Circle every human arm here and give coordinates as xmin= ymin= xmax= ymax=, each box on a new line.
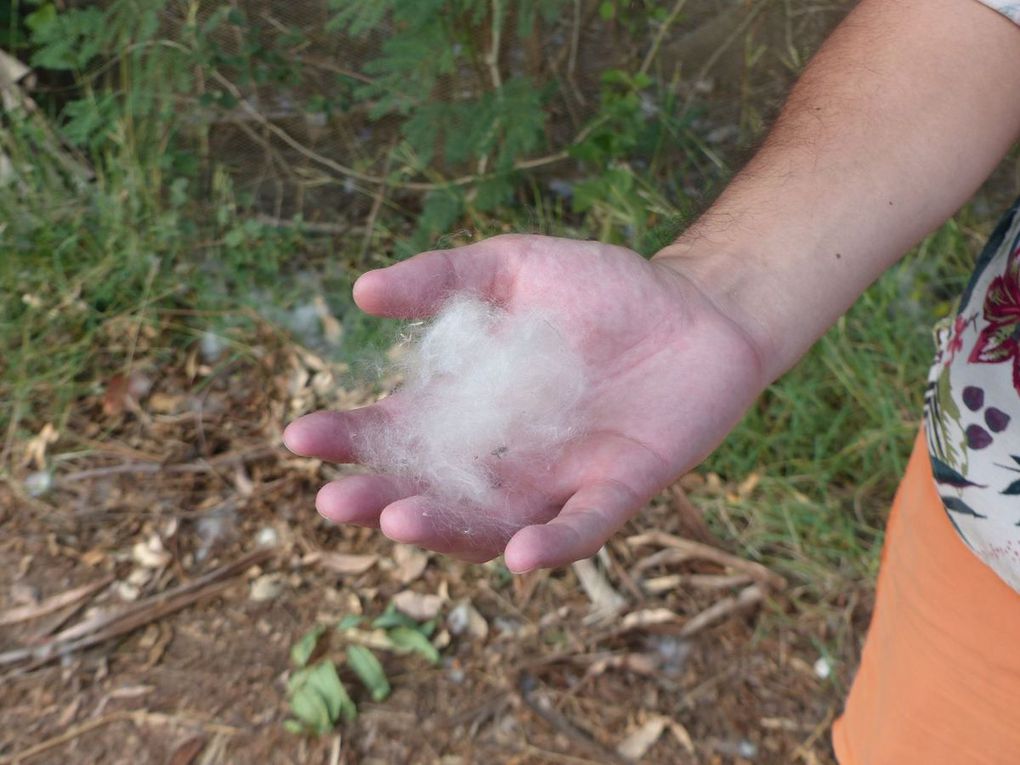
xmin=655 ymin=0 xmax=1020 ymax=381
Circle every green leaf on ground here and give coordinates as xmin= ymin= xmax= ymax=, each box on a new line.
xmin=387 ymin=626 xmax=440 ymax=665
xmin=346 ymin=645 xmax=391 ymax=702
xmin=291 ymin=624 xmax=326 ymax=668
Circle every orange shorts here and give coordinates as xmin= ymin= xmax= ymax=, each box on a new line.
xmin=833 ymin=430 xmax=1020 ymax=763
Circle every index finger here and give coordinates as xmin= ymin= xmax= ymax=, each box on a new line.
xmin=354 ymin=235 xmax=526 ymax=318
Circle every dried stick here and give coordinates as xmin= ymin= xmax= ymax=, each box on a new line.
xmin=486 ymin=0 xmax=503 ymax=90
xmin=0 ymin=576 xmax=113 ymax=626
xmin=638 ymin=0 xmax=691 ymax=77
xmin=677 ymin=584 xmax=764 ymax=638
xmin=571 ymin=558 xmax=626 ymax=623
xmin=627 ymin=531 xmax=786 ymax=590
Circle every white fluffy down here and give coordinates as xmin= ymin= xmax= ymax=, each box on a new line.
xmin=357 ymin=294 xmax=589 ymax=508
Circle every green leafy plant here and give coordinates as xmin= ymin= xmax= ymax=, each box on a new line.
xmin=285 ymin=626 xmax=357 ymax=735
xmin=283 ymin=605 xmax=442 ymax=737
xmin=323 ymin=0 xmax=701 ymax=250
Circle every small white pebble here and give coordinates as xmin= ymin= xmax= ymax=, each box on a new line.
xmin=738 ymin=740 xmax=757 ymax=759
xmin=250 ymin=574 xmax=284 ymax=602
xmin=200 ymin=330 xmax=226 ymax=363
xmin=255 ymin=526 xmax=279 ymax=548
xmin=115 ymin=581 xmax=141 ymax=602
xmin=814 ymin=656 xmax=832 ymax=679
xmin=24 ymin=470 xmax=52 ymax=497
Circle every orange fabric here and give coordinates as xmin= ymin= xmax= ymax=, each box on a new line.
xmin=833 ymin=430 xmax=1020 ymax=764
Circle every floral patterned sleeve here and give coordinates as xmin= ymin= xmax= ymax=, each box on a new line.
xmin=925 ymin=199 xmax=1020 ymax=592
xmin=977 ymin=0 xmax=1020 ymax=24
xmin=921 ymin=3 xmax=1020 ymax=593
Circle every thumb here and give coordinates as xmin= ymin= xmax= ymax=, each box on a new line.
xmin=503 ymin=479 xmax=642 ymax=573
xmin=354 ymin=235 xmax=522 ymax=318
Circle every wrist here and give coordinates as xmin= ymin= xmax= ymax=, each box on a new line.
xmin=651 ymin=177 xmax=894 ymax=382
xmin=652 ymin=239 xmax=790 ymax=382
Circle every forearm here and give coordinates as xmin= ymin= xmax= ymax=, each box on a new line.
xmin=655 ymin=0 xmax=1020 ymax=381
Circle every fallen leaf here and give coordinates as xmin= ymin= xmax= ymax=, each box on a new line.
xmin=313 ymin=296 xmax=343 ymax=344
xmin=311 ymin=369 xmax=335 ymax=397
xmin=148 ymin=392 xmax=185 ymax=414
xmin=392 ymin=590 xmax=444 ymax=621
xmin=666 ymin=720 xmax=696 ymax=755
xmin=114 ymin=581 xmax=141 ymax=601
xmin=667 ymin=485 xmax=717 ymax=545
xmin=391 ymin=545 xmax=428 ymax=584
xmin=620 ymin=608 xmax=678 ymax=631
xmin=233 ymin=465 xmax=254 ymax=497
xmin=585 ymin=653 xmax=660 ymax=679
xmin=102 ymin=372 xmax=151 ymax=417
xmin=81 ymin=549 xmax=107 ymax=567
xmin=316 ymin=552 xmax=378 ymax=575
xmin=336 ymin=627 xmax=395 ymax=651
xmin=22 ymin=423 xmax=58 ymax=469
xmin=737 ymin=472 xmax=761 ymax=498
xmin=447 ymin=600 xmax=488 ymax=640
xmin=572 ymin=557 xmax=626 ymax=623
xmin=131 ymin=534 xmax=171 ymax=569
xmin=617 ymin=716 xmax=667 ymax=760
xmin=167 ymin=736 xmax=206 ymax=765
xmin=250 ymin=574 xmax=284 ymax=602
xmin=102 ymin=374 xmax=131 ymax=416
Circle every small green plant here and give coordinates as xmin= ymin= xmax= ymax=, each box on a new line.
xmin=368 ymin=603 xmax=442 ymax=664
xmin=285 ymin=626 xmax=357 ymax=735
xmin=283 ymin=604 xmax=442 ymax=736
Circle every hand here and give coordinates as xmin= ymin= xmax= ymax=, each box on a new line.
xmin=283 ymin=235 xmax=767 ymax=572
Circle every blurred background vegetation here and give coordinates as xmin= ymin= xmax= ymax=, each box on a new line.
xmin=3 ymin=0 xmax=1011 ymax=583
xmin=2 ymin=0 xmax=1020 ymax=697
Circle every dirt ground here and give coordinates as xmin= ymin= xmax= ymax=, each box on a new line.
xmin=0 ymin=324 xmax=868 ymax=765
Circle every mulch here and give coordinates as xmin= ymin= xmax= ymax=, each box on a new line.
xmin=0 ymin=323 xmax=861 ymax=764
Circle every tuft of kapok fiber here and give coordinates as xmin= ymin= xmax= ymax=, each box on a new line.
xmin=356 ymin=294 xmax=589 ymax=509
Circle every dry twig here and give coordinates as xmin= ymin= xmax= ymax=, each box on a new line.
xmin=677 ymin=584 xmax=765 ymax=638
xmin=627 ymin=531 xmax=786 ymax=590
xmin=0 ymin=576 xmax=113 ymax=627
xmin=639 ymin=0 xmax=691 ymax=77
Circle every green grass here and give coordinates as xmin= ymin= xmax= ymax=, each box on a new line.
xmin=0 ymin=114 xmax=387 ymax=464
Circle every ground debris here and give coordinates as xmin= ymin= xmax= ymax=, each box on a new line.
xmin=0 ymin=332 xmax=852 ymax=764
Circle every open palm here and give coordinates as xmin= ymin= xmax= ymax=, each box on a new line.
xmin=284 ymin=235 xmax=766 ymax=572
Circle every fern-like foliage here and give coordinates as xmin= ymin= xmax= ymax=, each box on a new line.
xmin=328 ymin=0 xmax=557 ymax=244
